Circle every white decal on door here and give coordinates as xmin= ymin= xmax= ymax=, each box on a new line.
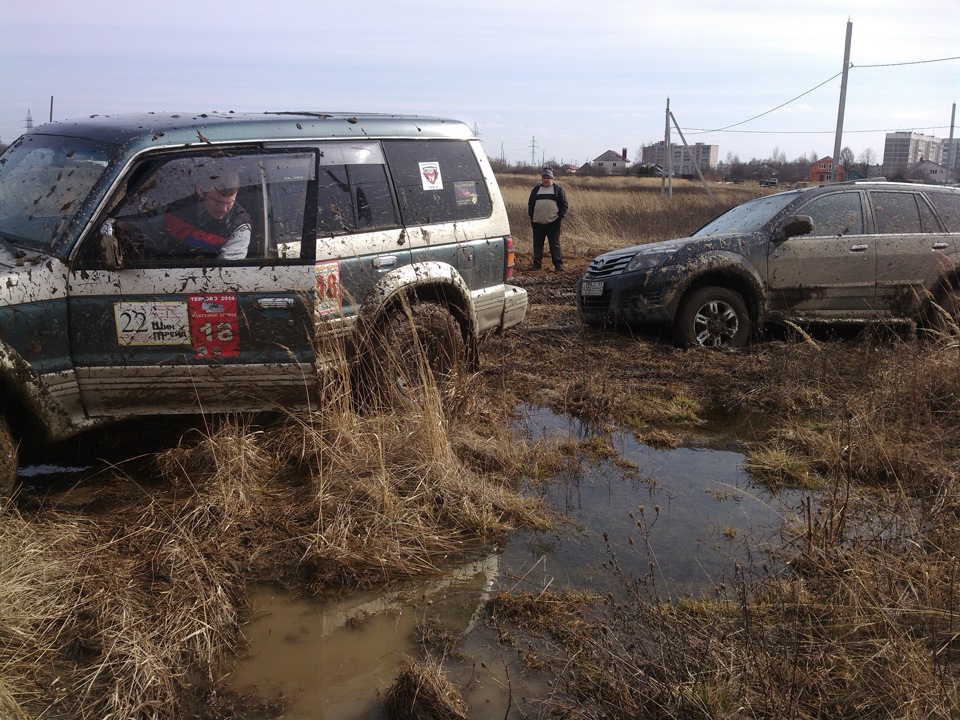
xmin=114 ymin=301 xmax=190 ymax=346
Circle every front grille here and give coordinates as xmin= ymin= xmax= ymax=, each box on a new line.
xmin=584 ymin=254 xmax=632 ymax=279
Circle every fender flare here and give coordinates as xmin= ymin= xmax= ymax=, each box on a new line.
xmin=358 ymin=261 xmax=477 ymax=337
xmin=0 ymin=342 xmax=74 ymax=443
xmin=665 ymin=251 xmax=766 ymax=323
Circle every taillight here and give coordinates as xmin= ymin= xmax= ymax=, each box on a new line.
xmin=505 ymin=235 xmax=515 ymax=280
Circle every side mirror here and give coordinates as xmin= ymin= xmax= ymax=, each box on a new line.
xmin=781 ymin=215 xmax=813 ymax=240
xmin=99 ymin=220 xmax=123 ymax=271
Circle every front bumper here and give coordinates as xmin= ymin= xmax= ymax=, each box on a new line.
xmin=577 ymin=272 xmax=675 ymax=327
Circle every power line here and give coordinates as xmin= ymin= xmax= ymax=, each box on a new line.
xmin=854 ymin=55 xmax=960 ymax=68
xmin=681 ymin=125 xmax=956 ymax=135
xmin=701 ymin=71 xmax=845 ymax=133
xmin=688 ymin=55 xmax=960 ymax=136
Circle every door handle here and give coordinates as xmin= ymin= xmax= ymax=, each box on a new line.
xmin=932 ymin=242 xmax=949 ymax=250
xmin=255 ymin=297 xmax=295 ymax=310
xmin=849 ymin=244 xmax=869 ymax=252
xmin=372 ymin=255 xmax=397 ymax=270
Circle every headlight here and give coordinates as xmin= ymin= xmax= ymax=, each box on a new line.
xmin=625 ymin=250 xmax=675 ymax=273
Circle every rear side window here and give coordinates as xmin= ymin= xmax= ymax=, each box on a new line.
xmin=870 ymin=191 xmax=936 ymax=233
xmin=927 ymin=191 xmax=960 ymax=232
xmin=800 ymin=191 xmax=863 ymax=236
xmin=382 ymin=140 xmax=492 ymax=224
xmin=315 ymin=142 xmax=400 ymax=235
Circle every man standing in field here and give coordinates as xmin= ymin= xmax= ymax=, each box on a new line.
xmin=527 ymin=167 xmax=568 ymax=272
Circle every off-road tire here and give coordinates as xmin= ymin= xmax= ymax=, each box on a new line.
xmin=368 ymin=302 xmax=467 ymax=408
xmin=0 ymin=414 xmax=17 ymax=498
xmin=673 ymin=286 xmax=751 ymax=349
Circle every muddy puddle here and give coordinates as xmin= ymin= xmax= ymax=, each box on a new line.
xmin=229 ymin=405 xmax=798 ymax=719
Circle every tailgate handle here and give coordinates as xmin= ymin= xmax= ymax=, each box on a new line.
xmin=850 ymin=244 xmax=869 ymax=252
xmin=255 ymin=297 xmax=295 ymax=310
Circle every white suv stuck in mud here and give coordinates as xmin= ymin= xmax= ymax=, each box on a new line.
xmin=0 ymin=112 xmax=528 ymax=493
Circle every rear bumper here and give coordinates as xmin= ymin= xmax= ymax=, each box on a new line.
xmin=501 ymin=284 xmax=528 ymax=330
xmin=473 ymin=283 xmax=528 ymax=334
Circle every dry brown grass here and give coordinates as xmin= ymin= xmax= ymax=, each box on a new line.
xmin=470 ymin=181 xmax=960 ymax=718
xmin=380 ymin=657 xmax=469 ymax=720
xmin=480 ymin=305 xmax=960 ymax=718
xmin=6 ymin=173 xmax=960 ymax=718
xmin=0 ymin=337 xmax=550 ymax=718
xmin=497 ymin=172 xmax=767 ymax=259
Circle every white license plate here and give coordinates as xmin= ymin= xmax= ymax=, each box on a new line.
xmin=581 ymin=281 xmax=604 ymax=296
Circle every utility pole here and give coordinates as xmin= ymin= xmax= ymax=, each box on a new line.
xmin=831 ymin=19 xmax=853 ymax=183
xmin=669 ymin=110 xmax=712 ymax=197
xmin=661 ymin=98 xmax=672 ymax=197
xmin=946 ymin=103 xmax=956 ymax=182
xmin=529 ymin=136 xmax=538 ymax=167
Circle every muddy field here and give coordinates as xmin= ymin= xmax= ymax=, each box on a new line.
xmin=5 ymin=177 xmax=960 ymax=718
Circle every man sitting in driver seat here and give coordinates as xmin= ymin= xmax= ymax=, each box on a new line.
xmin=162 ymin=170 xmax=252 ymax=260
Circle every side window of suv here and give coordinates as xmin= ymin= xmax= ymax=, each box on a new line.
xmin=870 ymin=191 xmax=938 ymax=233
xmin=382 ymin=140 xmax=493 ymax=224
xmin=800 ymin=192 xmax=863 ymax=236
xmin=315 ymin=142 xmax=400 ymax=235
xmin=109 ymin=152 xmax=313 ymax=264
xmin=927 ymin=191 xmax=960 ymax=232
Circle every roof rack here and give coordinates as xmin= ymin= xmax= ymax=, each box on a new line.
xmin=831 ymin=177 xmax=887 ymax=185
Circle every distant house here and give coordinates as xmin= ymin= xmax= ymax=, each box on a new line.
xmin=903 ymin=159 xmax=950 ymax=184
xmin=593 ymin=149 xmax=629 ymax=175
xmin=809 ymin=157 xmax=845 ymax=184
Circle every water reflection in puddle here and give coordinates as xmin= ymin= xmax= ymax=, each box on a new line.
xmin=231 ymin=555 xmax=499 ymax=719
xmin=230 ymin=405 xmax=795 ymax=718
xmin=506 ymin=405 xmax=789 ymax=596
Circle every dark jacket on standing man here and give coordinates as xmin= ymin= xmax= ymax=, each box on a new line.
xmin=527 ymin=182 xmax=569 ymax=222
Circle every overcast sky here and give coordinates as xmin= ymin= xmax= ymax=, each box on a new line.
xmin=2 ymin=0 xmax=957 ymax=166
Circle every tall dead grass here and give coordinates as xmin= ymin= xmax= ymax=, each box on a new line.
xmin=0 ymin=329 xmax=549 ymax=717
xmin=497 ymin=172 xmax=766 ymax=258
xmin=481 ymin=332 xmax=960 ymax=719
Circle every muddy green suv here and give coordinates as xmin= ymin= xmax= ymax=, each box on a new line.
xmin=0 ymin=112 xmax=528 ymax=493
xmin=578 ymin=181 xmax=960 ymax=347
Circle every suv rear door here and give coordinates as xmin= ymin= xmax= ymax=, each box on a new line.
xmin=67 ymin=149 xmax=319 ymax=416
xmin=307 ymin=141 xmax=408 ymax=340
xmin=870 ymin=188 xmax=957 ymax=317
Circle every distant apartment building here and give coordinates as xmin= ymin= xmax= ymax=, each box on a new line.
xmin=592 ymin=149 xmax=630 ymax=174
xmin=942 ymin=138 xmax=960 ymax=181
xmin=641 ymin=142 xmax=718 ymax=175
xmin=881 ymin=131 xmax=943 ymax=177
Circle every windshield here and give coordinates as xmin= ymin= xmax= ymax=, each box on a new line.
xmin=0 ymin=133 xmax=117 ymax=253
xmin=693 ymin=191 xmax=801 ymax=236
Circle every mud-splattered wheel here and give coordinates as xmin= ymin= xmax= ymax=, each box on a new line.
xmin=0 ymin=414 xmax=18 ymax=499
xmin=368 ymin=302 xmax=467 ymax=408
xmin=673 ymin=286 xmax=751 ymax=349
